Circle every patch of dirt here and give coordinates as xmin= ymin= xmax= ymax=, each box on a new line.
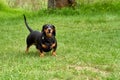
xmin=69 ymin=65 xmax=110 ymax=76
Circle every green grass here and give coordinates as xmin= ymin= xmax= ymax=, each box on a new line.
xmin=0 ymin=13 xmax=120 ymax=80
xmin=0 ymin=1 xmax=120 ymax=80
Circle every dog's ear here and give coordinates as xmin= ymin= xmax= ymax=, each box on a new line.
xmin=42 ymin=24 xmax=46 ymax=32
xmin=52 ymin=25 xmax=56 ymax=36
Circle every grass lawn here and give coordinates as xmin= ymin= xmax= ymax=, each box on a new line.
xmin=0 ymin=10 xmax=120 ymax=80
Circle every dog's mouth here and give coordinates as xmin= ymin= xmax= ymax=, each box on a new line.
xmin=46 ymin=33 xmax=52 ymax=38
xmin=46 ymin=31 xmax=52 ymax=37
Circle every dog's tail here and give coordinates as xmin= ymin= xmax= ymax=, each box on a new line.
xmin=23 ymin=14 xmax=33 ymax=32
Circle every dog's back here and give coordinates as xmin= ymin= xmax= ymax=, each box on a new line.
xmin=26 ymin=31 xmax=41 ymax=45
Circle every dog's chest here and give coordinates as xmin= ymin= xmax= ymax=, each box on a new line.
xmin=42 ymin=36 xmax=54 ymax=46
xmin=41 ymin=36 xmax=55 ymax=52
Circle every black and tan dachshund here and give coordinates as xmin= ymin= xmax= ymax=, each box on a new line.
xmin=23 ymin=15 xmax=57 ymax=57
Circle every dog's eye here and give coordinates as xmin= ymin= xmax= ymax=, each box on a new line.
xmin=44 ymin=27 xmax=48 ymax=29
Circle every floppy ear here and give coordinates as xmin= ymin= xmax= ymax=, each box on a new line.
xmin=42 ymin=24 xmax=46 ymax=32
xmin=52 ymin=25 xmax=56 ymax=36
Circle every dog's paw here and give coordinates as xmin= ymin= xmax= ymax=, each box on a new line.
xmin=40 ymin=53 xmax=44 ymax=57
xmin=52 ymin=52 xmax=57 ymax=56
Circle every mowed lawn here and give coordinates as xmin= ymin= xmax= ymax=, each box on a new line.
xmin=0 ymin=13 xmax=120 ymax=80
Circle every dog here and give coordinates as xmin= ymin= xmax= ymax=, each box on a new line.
xmin=23 ymin=15 xmax=57 ymax=57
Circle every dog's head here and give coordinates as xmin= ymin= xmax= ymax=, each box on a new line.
xmin=42 ymin=24 xmax=56 ymax=38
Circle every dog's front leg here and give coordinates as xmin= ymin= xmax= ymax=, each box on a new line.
xmin=52 ymin=51 xmax=56 ymax=56
xmin=39 ymin=50 xmax=44 ymax=57
xmin=37 ymin=45 xmax=44 ymax=57
xmin=40 ymin=52 xmax=44 ymax=57
xmin=52 ymin=48 xmax=57 ymax=56
xmin=51 ymin=43 xmax=57 ymax=56
xmin=52 ymin=52 xmax=57 ymax=56
xmin=50 ymin=43 xmax=56 ymax=49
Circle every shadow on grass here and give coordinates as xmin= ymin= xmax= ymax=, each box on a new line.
xmin=21 ymin=51 xmax=53 ymax=58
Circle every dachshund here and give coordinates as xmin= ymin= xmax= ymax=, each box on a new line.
xmin=23 ymin=15 xmax=57 ymax=57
